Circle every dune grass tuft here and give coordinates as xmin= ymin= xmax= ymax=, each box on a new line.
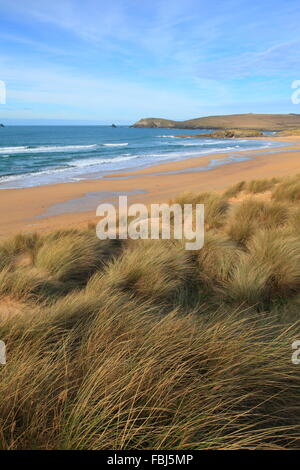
xmin=246 ymin=177 xmax=279 ymax=194
xmin=272 ymin=176 xmax=300 ymax=202
xmin=223 ymin=180 xmax=246 ymax=198
xmin=34 ymin=231 xmax=122 ymax=286
xmin=87 ymin=239 xmax=194 ymax=303
xmin=175 ymin=192 xmax=229 ymax=229
xmin=225 ymin=198 xmax=289 ymax=245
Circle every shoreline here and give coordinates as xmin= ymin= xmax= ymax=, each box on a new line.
xmin=1 ymin=135 xmax=300 ymax=237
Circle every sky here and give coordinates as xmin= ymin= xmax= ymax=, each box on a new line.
xmin=0 ymin=0 xmax=300 ymax=124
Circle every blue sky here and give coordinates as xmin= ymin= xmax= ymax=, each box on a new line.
xmin=1 ymin=0 xmax=300 ymax=124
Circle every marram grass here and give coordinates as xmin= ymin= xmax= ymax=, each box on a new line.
xmin=1 ymin=175 xmax=300 ymax=450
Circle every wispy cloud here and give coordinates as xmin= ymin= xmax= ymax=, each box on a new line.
xmin=1 ymin=53 xmax=215 ymax=121
xmin=1 ymin=0 xmax=300 ymax=121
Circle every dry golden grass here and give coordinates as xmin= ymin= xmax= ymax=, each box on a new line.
xmin=174 ymin=192 xmax=229 ymax=229
xmin=195 ymin=231 xmax=240 ymax=295
xmin=225 ymin=198 xmax=289 ymax=245
xmin=35 ymin=231 xmax=122 ymax=285
xmin=272 ymin=175 xmax=300 ymax=202
xmin=87 ymin=239 xmax=194 ymax=304
xmin=1 ymin=174 xmax=300 ymax=449
xmin=246 ymin=177 xmax=279 ymax=194
xmin=223 ymin=177 xmax=280 ymax=201
xmin=223 ymin=181 xmax=246 ymax=198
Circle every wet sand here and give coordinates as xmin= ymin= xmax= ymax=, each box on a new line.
xmin=0 ymin=136 xmax=300 ymax=237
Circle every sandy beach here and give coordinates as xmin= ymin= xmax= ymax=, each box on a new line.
xmin=1 ymin=135 xmax=300 ymax=237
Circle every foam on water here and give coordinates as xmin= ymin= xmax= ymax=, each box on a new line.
xmin=102 ymin=142 xmax=129 ymax=147
xmin=0 ymin=126 xmax=285 ymax=189
xmin=0 ymin=144 xmax=98 ymax=155
xmin=72 ymin=154 xmax=139 ymax=168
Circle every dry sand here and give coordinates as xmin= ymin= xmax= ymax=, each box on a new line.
xmin=1 ymin=136 xmax=300 ymax=237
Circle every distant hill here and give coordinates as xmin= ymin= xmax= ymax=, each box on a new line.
xmin=131 ymin=113 xmax=300 ymax=131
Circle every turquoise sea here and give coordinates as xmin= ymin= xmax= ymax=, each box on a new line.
xmin=0 ymin=126 xmax=281 ymax=188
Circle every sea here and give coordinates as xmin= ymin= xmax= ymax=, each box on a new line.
xmin=0 ymin=126 xmax=281 ymax=189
